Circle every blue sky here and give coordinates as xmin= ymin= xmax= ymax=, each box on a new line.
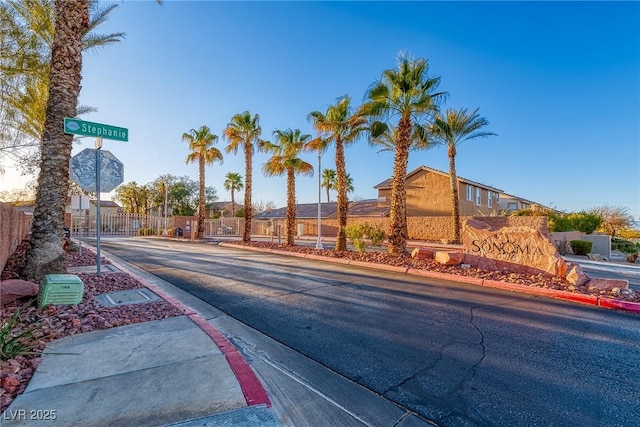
xmin=2 ymin=1 xmax=639 ymax=218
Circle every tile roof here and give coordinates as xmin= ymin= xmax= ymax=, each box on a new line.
xmin=90 ymin=200 xmax=120 ymax=208
xmin=254 ymin=202 xmax=337 ymax=220
xmin=254 ymin=199 xmax=390 ymax=219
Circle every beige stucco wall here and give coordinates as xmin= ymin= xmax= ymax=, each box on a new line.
xmin=378 ymin=169 xmax=498 ymax=217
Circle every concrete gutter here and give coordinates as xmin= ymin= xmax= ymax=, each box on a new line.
xmin=219 ymin=242 xmax=640 ymax=315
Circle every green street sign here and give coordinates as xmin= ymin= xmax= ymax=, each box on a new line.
xmin=64 ymin=117 xmax=128 ymax=142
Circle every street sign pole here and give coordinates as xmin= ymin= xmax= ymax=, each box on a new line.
xmin=95 ymin=137 xmax=103 ymax=276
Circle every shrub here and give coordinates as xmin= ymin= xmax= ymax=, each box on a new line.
xmin=1 ymin=305 xmax=37 ymax=361
xmin=570 ymin=240 xmax=593 ymax=256
xmin=137 ymin=229 xmax=145 ymax=236
xmin=365 ymin=223 xmax=386 ymax=246
xmin=345 ymin=223 xmax=387 ymax=253
xmin=566 ymin=211 xmax=603 ymax=234
xmin=548 ymin=213 xmax=573 ymax=232
xmin=345 ymin=224 xmax=367 ymax=253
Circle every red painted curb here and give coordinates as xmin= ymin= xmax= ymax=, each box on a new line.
xmin=598 ymin=298 xmax=640 ymax=313
xmin=187 ymin=314 xmax=271 ymax=407
xmin=482 ymin=279 xmax=600 ymax=306
xmin=108 ymin=258 xmax=271 ymax=408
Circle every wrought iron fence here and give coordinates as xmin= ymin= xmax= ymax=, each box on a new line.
xmin=70 ymin=213 xmax=174 ymax=238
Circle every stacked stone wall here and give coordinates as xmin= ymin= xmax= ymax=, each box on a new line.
xmin=1 ymin=203 xmax=32 ymax=273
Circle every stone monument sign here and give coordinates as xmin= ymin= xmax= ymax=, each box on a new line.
xmin=462 ymin=218 xmax=568 ymax=278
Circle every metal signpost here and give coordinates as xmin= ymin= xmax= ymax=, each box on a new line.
xmin=67 ymin=118 xmax=127 ymax=275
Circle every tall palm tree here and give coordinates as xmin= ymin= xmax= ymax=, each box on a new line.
xmin=308 ymin=95 xmax=367 ymax=251
xmin=20 ymin=0 xmax=129 ymax=280
xmin=224 ymin=172 xmax=244 ymax=216
xmin=1 ymin=0 xmax=124 ymax=159
xmin=262 ymin=128 xmax=314 ymax=245
xmin=223 ymin=111 xmax=266 ymax=241
xmin=361 ymin=52 xmax=447 ymax=255
xmin=321 ymin=169 xmax=355 ymax=202
xmin=22 ymin=0 xmax=89 ymax=280
xmin=429 ymin=107 xmax=496 ymax=243
xmin=321 ymin=168 xmax=336 ymax=202
xmin=183 ymin=125 xmax=223 ymax=239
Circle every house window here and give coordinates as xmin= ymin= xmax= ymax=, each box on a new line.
xmin=476 ymin=188 xmax=481 ymax=206
xmin=508 ymin=202 xmax=518 ymax=212
xmin=466 ymin=185 xmax=473 ymax=201
xmin=488 ymin=191 xmax=493 ymax=208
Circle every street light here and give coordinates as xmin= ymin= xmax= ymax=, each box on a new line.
xmin=316 ymin=150 xmax=324 ymax=250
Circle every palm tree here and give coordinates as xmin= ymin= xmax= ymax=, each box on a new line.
xmin=321 ymin=169 xmax=355 ymax=202
xmin=1 ymin=0 xmax=124 ymax=160
xmin=308 ymin=95 xmax=367 ymax=251
xmin=429 ymin=107 xmax=496 ymax=243
xmin=183 ymin=125 xmax=223 ymax=239
xmin=20 ymin=0 xmax=129 ymax=280
xmin=345 ymin=173 xmax=355 ymax=195
xmin=22 ymin=0 xmax=89 ymax=280
xmin=262 ymin=128 xmax=314 ymax=245
xmin=321 ymin=168 xmax=336 ymax=202
xmin=224 ymin=172 xmax=244 ymax=216
xmin=361 ymin=52 xmax=447 ymax=255
xmin=223 ymin=111 xmax=266 ymax=241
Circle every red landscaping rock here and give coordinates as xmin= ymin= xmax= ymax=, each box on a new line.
xmin=1 ymin=279 xmax=39 ymax=305
xmin=586 ymin=278 xmax=629 ymax=292
xmin=462 ymin=218 xmax=568 ymax=278
xmin=435 ymin=251 xmax=463 ymax=266
xmin=411 ymin=247 xmax=435 ymax=260
xmin=565 ymin=263 xmax=590 ymax=286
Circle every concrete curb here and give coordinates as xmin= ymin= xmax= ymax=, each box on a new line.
xmin=220 ymin=243 xmax=640 ymax=315
xmin=106 ymin=257 xmax=272 ymax=408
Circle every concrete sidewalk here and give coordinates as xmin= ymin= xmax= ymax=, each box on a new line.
xmin=2 ymin=261 xmax=280 ymax=427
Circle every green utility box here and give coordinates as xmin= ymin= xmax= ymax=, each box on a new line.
xmin=38 ymin=274 xmax=84 ymax=307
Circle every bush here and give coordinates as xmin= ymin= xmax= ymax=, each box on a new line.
xmin=1 ymin=305 xmax=37 ymax=361
xmin=345 ymin=223 xmax=387 ymax=253
xmin=345 ymin=224 xmax=367 ymax=253
xmin=365 ymin=223 xmax=386 ymax=246
xmin=570 ymin=240 xmax=593 ymax=256
xmin=566 ymin=212 xmax=603 ymax=234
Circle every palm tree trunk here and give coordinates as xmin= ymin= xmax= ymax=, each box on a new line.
xmin=231 ymin=189 xmax=235 ymax=216
xmin=326 ymin=185 xmax=330 ymax=203
xmin=335 ymin=138 xmax=348 ymax=251
xmin=243 ymin=141 xmax=252 ymax=241
xmin=197 ymin=155 xmax=205 ymax=239
xmin=286 ymin=168 xmax=296 ymax=245
xmin=388 ymin=115 xmax=411 ymax=255
xmin=448 ymin=144 xmax=460 ymax=243
xmin=24 ymin=0 xmax=89 ymax=281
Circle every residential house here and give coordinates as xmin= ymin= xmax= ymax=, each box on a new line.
xmin=88 ymin=200 xmax=121 ymax=216
xmin=206 ymin=201 xmax=243 ymax=218
xmin=374 ymin=166 xmax=503 ymax=217
xmin=254 ymin=202 xmax=338 ymax=220
xmin=498 ymin=192 xmax=555 ymax=214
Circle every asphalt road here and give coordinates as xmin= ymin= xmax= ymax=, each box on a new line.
xmin=96 ymin=238 xmax=640 ymax=427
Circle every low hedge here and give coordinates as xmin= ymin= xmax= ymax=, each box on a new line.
xmin=570 ymin=240 xmax=593 ymax=256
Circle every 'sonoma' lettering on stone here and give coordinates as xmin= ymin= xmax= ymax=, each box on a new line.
xmin=471 ymin=236 xmax=544 ymax=262
xmin=462 ymin=218 xmax=568 ymax=277
xmin=462 ymin=218 xmax=630 ymax=293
